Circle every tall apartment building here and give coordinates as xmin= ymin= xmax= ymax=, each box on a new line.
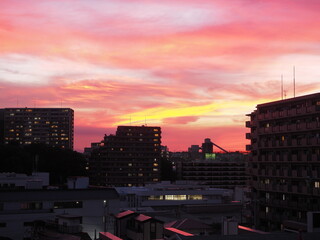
xmin=89 ymin=126 xmax=161 ymax=187
xmin=0 ymin=108 xmax=74 ymax=149
xmin=246 ymin=93 xmax=320 ymax=231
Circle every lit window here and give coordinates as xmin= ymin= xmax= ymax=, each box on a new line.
xmin=188 ymin=195 xmax=202 ymax=200
xmin=153 ymin=129 xmax=158 ymax=132
xmin=128 ymin=163 xmax=132 ymax=166
xmin=266 ymin=207 xmax=269 ymax=213
xmin=281 ymin=136 xmax=285 ymax=141
xmin=138 ymin=173 xmax=143 ymax=177
xmin=148 ymin=195 xmax=163 ymax=200
xmin=315 ymin=182 xmax=320 ymax=188
xmin=153 ymin=163 xmax=158 ymax=167
xmin=153 ymin=168 xmax=158 ymax=171
xmin=154 ymin=134 xmax=159 ymax=136
xmin=165 ymin=195 xmax=187 ymax=200
xmin=282 ymin=194 xmax=286 ymax=200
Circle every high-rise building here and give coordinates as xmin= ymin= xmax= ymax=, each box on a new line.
xmin=89 ymin=125 xmax=161 ymax=187
xmin=0 ymin=108 xmax=74 ymax=149
xmin=246 ymin=93 xmax=320 ymax=231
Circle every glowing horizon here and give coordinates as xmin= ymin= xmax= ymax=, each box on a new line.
xmin=1 ymin=0 xmax=320 ymax=152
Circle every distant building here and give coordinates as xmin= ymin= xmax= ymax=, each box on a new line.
xmin=246 ymin=92 xmax=320 ymax=231
xmin=201 ymin=138 xmax=214 ymax=157
xmin=177 ymin=152 xmax=249 ymax=189
xmin=0 ymin=108 xmax=74 ymax=149
xmin=0 ymin=188 xmax=118 ymax=240
xmin=0 ymin=172 xmax=49 ymax=190
xmin=89 ymin=126 xmax=161 ymax=187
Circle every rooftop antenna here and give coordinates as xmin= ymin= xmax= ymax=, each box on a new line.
xmin=284 ymin=90 xmax=287 ymax=99
xmin=281 ymin=74 xmax=284 ymax=100
xmin=293 ymin=66 xmax=296 ymax=98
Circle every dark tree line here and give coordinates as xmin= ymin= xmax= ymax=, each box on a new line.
xmin=0 ymin=143 xmax=86 ymax=185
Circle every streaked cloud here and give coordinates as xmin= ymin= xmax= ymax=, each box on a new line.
xmin=1 ymin=0 xmax=320 ymax=151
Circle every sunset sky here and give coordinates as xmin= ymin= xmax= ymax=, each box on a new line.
xmin=1 ymin=0 xmax=320 ymax=152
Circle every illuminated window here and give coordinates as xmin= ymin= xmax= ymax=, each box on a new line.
xmin=154 ymin=134 xmax=159 ymax=136
xmin=188 ymin=195 xmax=202 ymax=200
xmin=138 ymin=173 xmax=143 ymax=177
xmin=315 ymin=182 xmax=320 ymax=188
xmin=165 ymin=195 xmax=187 ymax=200
xmin=128 ymin=163 xmax=132 ymax=166
xmin=153 ymin=163 xmax=158 ymax=167
xmin=281 ymin=136 xmax=285 ymax=141
xmin=148 ymin=195 xmax=163 ymax=200
xmin=153 ymin=129 xmax=158 ymax=132
xmin=266 ymin=192 xmax=270 ymax=199
xmin=266 ymin=207 xmax=269 ymax=213
xmin=153 ymin=168 xmax=158 ymax=171
xmin=153 ymin=178 xmax=159 ymax=182
xmin=153 ymin=139 xmax=158 ymax=142
xmin=282 ymin=194 xmax=286 ymax=200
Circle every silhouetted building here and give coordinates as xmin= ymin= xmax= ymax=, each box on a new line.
xmin=246 ymin=92 xmax=320 ymax=231
xmin=0 ymin=108 xmax=74 ymax=149
xmin=89 ymin=126 xmax=161 ymax=187
xmin=202 ymin=138 xmax=214 ymax=156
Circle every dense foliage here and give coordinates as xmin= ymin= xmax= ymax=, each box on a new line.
xmin=0 ymin=143 xmax=86 ymax=185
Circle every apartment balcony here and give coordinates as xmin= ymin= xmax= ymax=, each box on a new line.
xmin=246 ymin=121 xmax=252 ymax=128
xmin=312 ymin=188 xmax=320 ymax=196
xmin=246 ymin=133 xmax=252 ymax=139
xmin=246 ymin=145 xmax=252 ymax=151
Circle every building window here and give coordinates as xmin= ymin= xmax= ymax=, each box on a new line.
xmin=0 ymin=223 xmax=6 ymax=228
xmin=53 ymin=201 xmax=82 ymax=209
xmin=315 ymin=182 xmax=320 ymax=188
xmin=266 ymin=207 xmax=269 ymax=213
xmin=148 ymin=195 xmax=163 ymax=200
xmin=21 ymin=202 xmax=42 ymax=210
xmin=188 ymin=195 xmax=203 ymax=200
xmin=165 ymin=195 xmax=187 ymax=200
xmin=266 ymin=193 xmax=270 ymax=200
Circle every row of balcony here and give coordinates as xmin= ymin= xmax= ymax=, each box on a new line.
xmin=250 ymin=168 xmax=320 ymax=178
xmin=257 ymin=105 xmax=319 ymax=121
xmin=258 ymin=122 xmax=320 ymax=135
xmin=252 ymin=182 xmax=320 ymax=195
xmin=251 ymin=153 xmax=320 ymax=162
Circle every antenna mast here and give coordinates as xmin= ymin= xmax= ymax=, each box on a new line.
xmin=281 ymin=74 xmax=284 ymax=100
xmin=293 ymin=66 xmax=296 ymax=97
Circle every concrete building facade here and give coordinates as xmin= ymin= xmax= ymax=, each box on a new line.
xmin=246 ymin=92 xmax=320 ymax=231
